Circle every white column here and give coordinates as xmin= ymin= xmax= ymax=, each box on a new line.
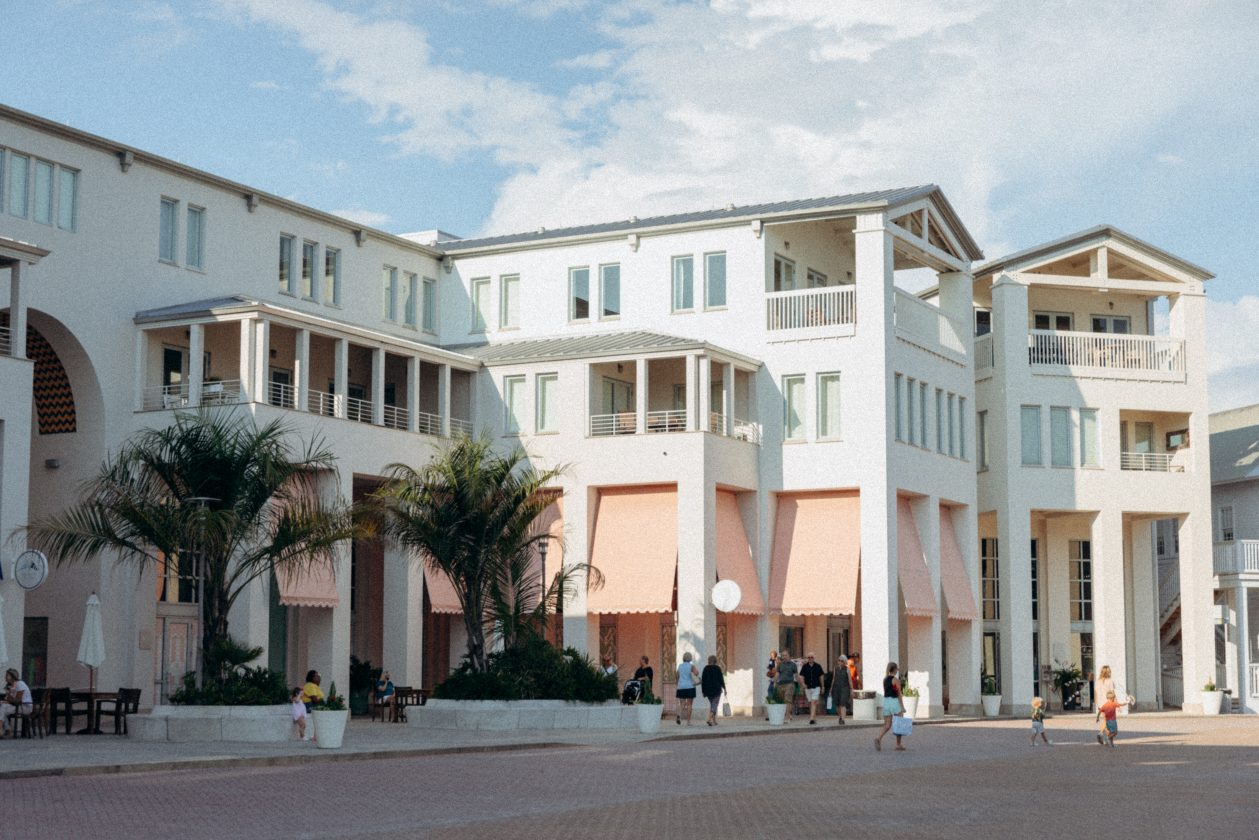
xmin=698 ymin=357 xmax=711 ymax=433
xmin=294 ymin=328 xmax=310 ymax=412
xmin=635 ymin=357 xmax=648 ymax=433
xmin=187 ymin=323 xmax=205 ymax=407
xmin=1091 ymin=508 xmax=1128 ymax=703
xmin=676 ymin=475 xmax=716 ymax=663
xmin=1130 ymin=520 xmax=1159 ymax=709
xmin=8 ymin=260 xmax=24 ymax=359
xmin=134 ymin=330 xmax=147 ymax=411
xmin=946 ymin=504 xmax=981 ymax=712
xmin=227 ymin=574 xmax=271 ymax=661
xmin=253 ymin=319 xmax=271 ymax=404
xmin=371 ymin=347 xmax=385 ymax=426
xmin=910 ymin=496 xmax=943 ymax=717
xmin=305 ymin=469 xmax=353 ymax=695
xmin=560 ymin=483 xmax=591 ymax=654
xmin=406 ymin=356 xmax=420 ymax=433
xmin=996 ymin=507 xmax=1034 ymax=714
xmin=382 ymin=544 xmax=424 ymax=685
xmin=723 ymin=362 xmax=735 ymax=435
xmin=1237 ymin=586 xmax=1252 ymax=713
xmin=333 ymin=338 xmax=349 ymax=419
xmin=684 ymin=354 xmax=697 ymax=432
xmin=238 ymin=319 xmax=253 ymax=402
xmin=439 ymin=364 xmax=451 ymax=437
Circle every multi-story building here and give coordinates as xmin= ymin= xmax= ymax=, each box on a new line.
xmin=0 ymin=103 xmax=1216 ymax=715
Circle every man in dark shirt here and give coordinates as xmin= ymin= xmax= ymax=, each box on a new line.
xmin=632 ymin=656 xmax=654 ymax=689
xmin=800 ymin=652 xmax=825 ymax=724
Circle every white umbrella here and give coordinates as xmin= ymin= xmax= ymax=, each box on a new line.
xmin=77 ymin=593 xmax=106 ymax=693
xmin=0 ymin=592 xmax=9 ymax=669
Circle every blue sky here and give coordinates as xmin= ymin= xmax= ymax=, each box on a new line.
xmin=4 ymin=0 xmax=1259 ymax=407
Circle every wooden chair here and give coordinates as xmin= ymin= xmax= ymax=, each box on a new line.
xmin=6 ymin=688 xmax=49 ymax=739
xmin=370 ymin=687 xmax=398 ymax=723
xmin=46 ymin=688 xmax=86 ymax=735
xmin=97 ymin=688 xmax=142 ymax=735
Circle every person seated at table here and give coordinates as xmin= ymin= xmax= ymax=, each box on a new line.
xmin=301 ymin=670 xmax=324 ymax=711
xmin=375 ymin=670 xmax=396 ymax=718
xmin=2 ymin=668 xmax=33 ymax=736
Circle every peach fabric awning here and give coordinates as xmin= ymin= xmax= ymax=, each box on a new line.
xmin=276 ymin=560 xmax=339 ymax=608
xmin=770 ymin=491 xmax=860 ymax=616
xmin=423 ymin=564 xmax=463 ymax=614
xmin=587 ymin=485 xmax=677 ymax=614
xmin=939 ymin=505 xmax=979 ymax=621
xmin=716 ymin=491 xmax=765 ymax=615
xmin=897 ymin=498 xmax=938 ymax=618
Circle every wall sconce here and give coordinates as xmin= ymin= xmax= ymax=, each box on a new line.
xmin=270 ymin=348 xmax=278 ymax=359
xmin=44 ymin=458 xmax=61 ymax=469
xmin=245 ymin=193 xmax=260 ymax=213
xmin=117 ymin=150 xmax=134 ymax=172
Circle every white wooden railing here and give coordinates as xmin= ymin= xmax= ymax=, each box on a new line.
xmin=1213 ymin=540 xmax=1259 ymax=575
xmin=894 ymin=288 xmax=964 ymax=354
xmin=766 ymin=286 xmax=855 ymax=331
xmin=975 ymin=334 xmax=993 ymax=373
xmin=346 ymin=396 xmax=372 ymax=424
xmin=1028 ymin=330 xmax=1185 ymax=374
xmin=0 ymin=325 xmax=11 ymax=356
xmin=590 ymin=413 xmax=637 ymax=436
xmin=1120 ymin=451 xmax=1179 ymax=472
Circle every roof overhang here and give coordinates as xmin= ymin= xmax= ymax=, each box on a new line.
xmin=0 ymin=235 xmax=51 ymax=266
xmin=975 ymin=225 xmax=1213 ymax=286
xmin=450 ymin=330 xmax=763 ymax=369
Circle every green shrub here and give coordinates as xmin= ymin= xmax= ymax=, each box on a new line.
xmin=169 ymin=665 xmax=289 ymax=706
xmin=434 ymin=637 xmax=618 ymax=702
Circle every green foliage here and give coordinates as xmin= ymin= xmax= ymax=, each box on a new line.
xmin=1203 ymin=679 xmax=1217 ymax=691
xmin=433 ymin=637 xmax=618 ymax=702
xmin=349 ymin=656 xmax=382 ymax=693
xmin=639 ymin=683 xmax=663 ymax=704
xmin=765 ymin=692 xmax=784 ymax=704
xmin=981 ymin=674 xmax=1000 ymax=696
xmin=1051 ymin=661 xmax=1084 ymax=696
xmin=169 ymin=665 xmax=289 ymax=706
xmin=313 ymin=681 xmax=346 ymax=711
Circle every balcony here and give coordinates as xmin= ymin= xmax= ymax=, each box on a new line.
xmin=142 ymin=380 xmax=246 ymax=411
xmin=766 ymin=287 xmax=856 ymax=338
xmin=1028 ymin=330 xmax=1185 ymax=381
xmin=0 ymin=324 xmax=11 ymax=356
xmin=1213 ymin=541 xmax=1259 ymax=575
xmin=894 ymin=289 xmax=964 ymax=356
xmin=1120 ymin=451 xmax=1185 ymax=472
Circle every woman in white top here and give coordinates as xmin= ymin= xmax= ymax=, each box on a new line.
xmin=675 ymin=652 xmax=701 ymax=725
xmin=2 ymin=668 xmax=34 ymax=736
xmin=1095 ymin=665 xmax=1117 ymax=710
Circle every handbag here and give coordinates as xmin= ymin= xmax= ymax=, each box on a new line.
xmin=721 ymin=700 xmax=732 ymax=717
xmin=890 ymin=714 xmax=912 ymax=737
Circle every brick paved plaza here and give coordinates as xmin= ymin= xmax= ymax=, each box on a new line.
xmin=4 ymin=715 xmax=1256 ymax=839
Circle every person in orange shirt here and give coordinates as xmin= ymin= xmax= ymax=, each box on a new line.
xmin=1096 ymin=690 xmax=1131 ymax=746
xmin=847 ymin=652 xmax=861 ymax=691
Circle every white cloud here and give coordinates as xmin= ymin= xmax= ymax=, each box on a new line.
xmin=126 ymin=1 xmax=191 ymax=56
xmin=556 ymin=50 xmax=616 ymax=70
xmin=489 ymin=0 xmax=589 ymax=19
xmin=331 ymin=206 xmax=391 ymax=227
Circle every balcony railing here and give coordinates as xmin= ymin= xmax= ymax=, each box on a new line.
xmin=308 ymin=389 xmax=340 ymax=417
xmin=1213 ymin=540 xmax=1259 ymax=575
xmin=382 ymin=403 xmax=408 ymax=431
xmin=1120 ymin=451 xmax=1182 ymax=472
xmin=894 ymin=288 xmax=965 ymax=354
xmin=267 ymin=381 xmax=297 ymax=409
xmin=1028 ymin=330 xmax=1185 ymax=375
xmin=450 ymin=417 xmax=473 ymax=437
xmin=0 ymin=325 xmax=11 ymax=356
xmin=707 ymin=412 xmax=762 ymax=444
xmin=142 ymin=383 xmax=190 ymax=411
xmin=1251 ymin=663 xmax=1259 ymax=698
xmin=975 ymin=334 xmax=993 ymax=374
xmin=346 ymin=396 xmax=372 ymax=424
xmin=766 ymin=286 xmax=855 ymax=332
xmin=647 ymin=409 xmax=687 ymax=433
xmin=590 ymin=412 xmax=637 ymax=436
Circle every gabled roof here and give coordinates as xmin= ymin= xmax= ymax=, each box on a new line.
xmin=446 ymin=330 xmax=761 ymax=367
xmin=440 ymin=185 xmax=983 ymax=260
xmin=974 ymin=225 xmax=1213 ymax=282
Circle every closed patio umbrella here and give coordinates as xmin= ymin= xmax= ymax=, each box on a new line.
xmin=0 ymin=592 xmax=9 ymax=668
xmin=77 ymin=593 xmax=106 ymax=694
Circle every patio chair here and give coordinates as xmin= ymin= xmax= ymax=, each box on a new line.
xmin=97 ymin=688 xmax=142 ymax=735
xmin=47 ymin=687 xmax=87 ymax=735
xmin=370 ymin=687 xmax=397 ymax=723
xmin=6 ymin=688 xmax=49 ymax=739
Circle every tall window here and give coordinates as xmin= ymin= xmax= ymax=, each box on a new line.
xmin=894 ymin=374 xmax=904 ymax=441
xmin=504 ymin=375 xmax=526 ymax=434
xmin=947 ymin=393 xmax=955 ymax=456
xmin=783 ymin=375 xmax=805 ymax=440
xmin=705 ymin=252 xmax=727 ymax=308
xmin=1069 ymin=540 xmax=1092 ymax=622
xmin=278 ymin=235 xmax=294 ymax=293
xmin=470 ymin=277 xmax=490 ymax=331
xmin=959 ymin=397 xmax=967 ymax=459
xmin=569 ymin=267 xmax=590 ymax=320
xmin=32 ymin=160 xmax=53 ymax=225
xmin=536 ymin=374 xmax=559 ymax=433
xmin=671 ymin=256 xmax=694 ymax=311
xmin=382 ymin=266 xmax=399 ymax=321
xmin=936 ymin=389 xmax=945 ymax=454
xmin=1079 ymin=408 xmax=1099 ymax=467
xmin=978 ymin=410 xmax=989 ymax=470
xmin=906 ymin=378 xmax=917 ymax=446
xmin=974 ymin=309 xmax=992 ymax=336
xmin=1218 ymin=506 xmax=1235 ymax=542
xmin=302 ymin=242 xmax=317 ymax=298
xmin=500 ymin=274 xmax=520 ymax=329
xmin=8 ymin=153 xmax=29 ymax=218
xmin=817 ymin=373 xmax=841 ymax=439
xmin=160 ymin=198 xmax=178 ymax=263
xmin=919 ymin=381 xmax=929 ymax=448
xmin=1021 ymin=405 xmax=1042 ymax=466
xmin=421 ymin=277 xmax=437 ymax=331
xmin=404 ymin=272 xmax=419 ymax=327
xmin=773 ymin=254 xmax=796 ymax=291
xmin=186 ymin=207 xmax=205 ymax=270
xmin=1030 ymin=539 xmax=1040 ymax=621
xmin=981 ymin=538 xmax=1000 ymax=620
xmin=1050 ymin=407 xmax=1072 ymax=467
xmin=600 ymin=264 xmax=620 ymax=318
xmin=57 ymin=167 xmax=78 ymax=230
xmin=324 ymin=247 xmax=342 ymax=305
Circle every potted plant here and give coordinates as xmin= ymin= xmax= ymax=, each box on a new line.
xmin=901 ymin=676 xmax=920 ymax=719
xmin=851 ymin=689 xmax=877 ymax=721
xmin=980 ymin=675 xmax=1002 ymax=717
xmin=765 ymin=691 xmax=787 ymax=725
xmin=636 ymin=684 xmax=663 ymax=734
xmin=1051 ymin=662 xmax=1084 ymax=711
xmin=349 ymin=656 xmax=381 ymax=717
xmin=311 ymin=682 xmax=349 ymax=748
xmin=1201 ymin=678 xmax=1223 ymax=716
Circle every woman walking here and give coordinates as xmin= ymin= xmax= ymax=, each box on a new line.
xmin=831 ymin=655 xmax=852 ymax=725
xmin=1095 ymin=665 xmax=1117 ymax=710
xmin=874 ymin=661 xmax=906 ymax=752
xmin=701 ymin=655 xmax=726 ymax=726
xmin=676 ymin=652 xmax=700 ymax=725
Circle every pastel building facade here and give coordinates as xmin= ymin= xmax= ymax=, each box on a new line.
xmin=0 ymin=103 xmax=1214 ymax=715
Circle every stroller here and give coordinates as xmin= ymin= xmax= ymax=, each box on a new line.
xmin=621 ymin=679 xmax=644 ymax=705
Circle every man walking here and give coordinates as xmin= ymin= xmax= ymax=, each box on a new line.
xmin=775 ymin=652 xmax=800 ymax=723
xmin=801 ymin=652 xmax=824 ymax=725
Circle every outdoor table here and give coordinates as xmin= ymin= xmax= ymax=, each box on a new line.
xmin=71 ymin=690 xmax=118 ymax=734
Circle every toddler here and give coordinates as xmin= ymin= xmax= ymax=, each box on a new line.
xmin=291 ymin=687 xmax=308 ymax=740
xmin=1095 ymin=690 xmax=1130 ymax=746
xmin=1030 ymin=696 xmax=1049 ymax=745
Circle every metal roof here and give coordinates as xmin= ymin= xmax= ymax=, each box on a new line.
xmin=134 ymin=295 xmax=261 ymax=323
xmin=974 ymin=225 xmax=1214 ymax=281
xmin=446 ymin=330 xmax=761 ymax=367
xmin=440 ymin=185 xmax=983 ymax=259
xmin=1211 ymin=405 xmax=1259 ymax=485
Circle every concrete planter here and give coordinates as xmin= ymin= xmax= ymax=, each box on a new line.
xmin=981 ymin=694 xmax=1003 ymax=717
xmin=128 ymin=704 xmax=292 ymax=742
xmin=852 ymin=694 xmax=878 ymax=721
xmin=408 ymin=699 xmax=639 ymax=731
xmin=1200 ymin=689 xmax=1223 ymax=715
xmin=636 ymin=703 xmax=663 ymax=734
xmin=313 ymin=709 xmax=349 ymax=748
xmin=902 ymin=695 xmax=920 ymax=719
xmin=766 ymin=703 xmax=787 ymax=725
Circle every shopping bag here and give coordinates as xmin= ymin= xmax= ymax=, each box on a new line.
xmin=890 ymin=714 xmax=912 ymax=737
xmin=721 ymin=701 xmax=732 ymax=717
xmin=826 ymin=695 xmax=833 ymax=711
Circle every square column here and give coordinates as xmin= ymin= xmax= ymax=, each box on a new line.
xmin=1130 ymin=520 xmax=1159 ymax=709
xmin=406 ymin=356 xmax=420 ymax=433
xmin=635 ymin=358 xmax=648 ymax=433
xmin=134 ymin=330 xmax=147 ymax=411
xmin=8 ymin=260 xmax=25 ymax=359
xmin=559 ymin=483 xmax=592 ymax=654
xmin=371 ymin=347 xmax=385 ymax=426
xmin=946 ymin=504 xmax=981 ymax=713
xmin=1237 ymin=586 xmax=1252 ymax=713
xmin=676 ymin=476 xmax=716 ymax=663
xmin=1178 ymin=513 xmax=1216 ymax=714
xmin=333 ymin=338 xmax=349 ymax=419
xmin=382 ymin=544 xmax=424 ymax=685
xmin=908 ymin=495 xmax=943 ymax=717
xmin=187 ymin=323 xmax=204 ymax=407
xmin=438 ymin=364 xmax=451 ymax=437
xmin=238 ymin=320 xmax=253 ymax=400
xmin=684 ymin=354 xmax=697 ymax=431
xmin=996 ymin=508 xmax=1033 ymax=713
xmin=698 ymin=357 xmax=711 ymax=432
xmin=723 ymin=362 xmax=735 ymax=435
xmin=304 ymin=469 xmax=353 ymax=694
xmin=1091 ymin=508 xmax=1128 ymax=701
xmin=294 ymin=329 xmax=310 ymax=412
xmin=253 ymin=320 xmax=271 ymax=404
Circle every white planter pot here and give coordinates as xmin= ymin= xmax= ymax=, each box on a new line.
xmin=852 ymin=695 xmax=878 ymax=721
xmin=1200 ymin=690 xmax=1223 ymax=716
xmin=902 ymin=695 xmax=920 ymax=719
xmin=767 ymin=703 xmax=787 ymax=725
xmin=636 ymin=703 xmax=663 ymax=734
xmin=981 ymin=694 xmax=1002 ymax=717
xmin=312 ymin=709 xmax=349 ymax=749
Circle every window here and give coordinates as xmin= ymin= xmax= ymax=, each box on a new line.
xmin=1166 ymin=428 xmax=1189 ymax=450
xmin=160 ymin=198 xmax=178 ymax=263
xmin=1021 ymin=405 xmax=1042 ymax=466
xmin=536 ymin=374 xmax=559 ymax=433
xmin=817 ymin=373 xmax=841 ymax=439
xmin=470 ymin=277 xmax=490 ymax=331
xmin=500 ymin=274 xmax=520 ymax=329
xmin=705 ymin=252 xmax=727 ymax=308
xmin=421 ymin=277 xmax=437 ymax=331
xmin=1031 ymin=539 xmax=1039 ymax=622
xmin=773 ymin=255 xmax=796 ymax=291
xmin=806 ymin=267 xmax=827 ymax=287
xmin=1091 ymin=315 xmax=1130 ymax=334
xmin=936 ymin=389 xmax=945 ymax=454
xmin=982 ymin=631 xmax=1001 ymax=693
xmin=981 ymin=538 xmax=999 ymax=621
xmin=382 ymin=266 xmax=399 ymax=321
xmin=302 ymin=242 xmax=317 ymax=298
xmin=569 ymin=267 xmax=590 ymax=320
xmin=1079 ymin=408 xmax=1099 ymax=467
xmin=504 ymin=375 xmax=526 ymax=434
xmin=919 ymin=382 xmax=929 ymax=448
xmin=8 ymin=153 xmax=29 ymax=218
xmin=186 ymin=207 xmax=205 ymax=270
xmin=1050 ymin=407 xmax=1072 ymax=467
xmin=1033 ymin=311 xmax=1073 ymax=331
xmin=278 ymin=235 xmax=294 ymax=293
xmin=57 ymin=167 xmax=78 ymax=230
xmin=671 ymin=256 xmax=694 ymax=311
xmin=947 ymin=393 xmax=955 ymax=456
xmin=974 ymin=309 xmax=992 ymax=336
xmin=977 ymin=410 xmax=989 ymax=470
xmin=906 ymin=378 xmax=917 ymax=446
xmin=324 ymin=248 xmax=342 ymax=305
xmin=1069 ymin=540 xmax=1092 ymax=622
xmin=322 ymin=248 xmax=342 ymax=307
xmin=894 ymin=374 xmax=904 ymax=442
xmin=32 ymin=160 xmax=53 ymax=225
xmin=959 ymin=397 xmax=968 ymax=459
xmin=404 ymin=272 xmax=419 ymax=327
xmin=599 ymin=264 xmax=620 ymax=318
xmin=783 ymin=375 xmax=805 ymax=440
xmin=1218 ymin=506 xmax=1235 ymax=542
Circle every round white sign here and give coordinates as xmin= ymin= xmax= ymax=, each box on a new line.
xmin=711 ymin=579 xmax=742 ymax=613
xmin=14 ymin=549 xmax=49 ymax=590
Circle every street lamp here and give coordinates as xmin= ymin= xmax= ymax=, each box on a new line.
xmin=538 ymin=538 xmax=549 ymax=644
xmin=183 ymin=495 xmax=219 ymax=689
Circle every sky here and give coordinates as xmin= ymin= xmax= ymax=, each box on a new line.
xmin=3 ymin=0 xmax=1258 ymax=409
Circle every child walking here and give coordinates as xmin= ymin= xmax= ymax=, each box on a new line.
xmin=291 ymin=687 xmax=308 ymax=741
xmin=1030 ymin=696 xmax=1049 ymax=745
xmin=1095 ymin=690 xmax=1131 ymax=746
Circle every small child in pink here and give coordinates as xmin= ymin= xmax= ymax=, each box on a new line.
xmin=291 ymin=687 xmax=308 ymax=740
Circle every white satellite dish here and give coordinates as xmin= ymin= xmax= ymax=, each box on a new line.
xmin=712 ymin=579 xmax=742 ymax=613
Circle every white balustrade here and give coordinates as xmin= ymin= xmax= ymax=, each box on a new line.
xmin=1250 ymin=663 xmax=1259 ymax=698
xmin=346 ymin=396 xmax=372 ymax=424
xmin=1213 ymin=540 xmax=1259 ymax=575
xmin=142 ymin=383 xmax=190 ymax=411
xmin=308 ymin=389 xmax=339 ymax=417
xmin=975 ymin=334 xmax=993 ymax=373
xmin=415 ymin=410 xmax=442 ymax=436
xmin=1120 ymin=451 xmax=1177 ymax=472
xmin=646 ymin=409 xmax=687 ymax=433
xmin=1027 ymin=330 xmax=1185 ymax=374
xmin=381 ymin=404 xmax=408 ymax=430
xmin=0 ymin=325 xmax=11 ymax=356
xmin=765 ymin=286 xmax=855 ymax=331
xmin=449 ymin=417 xmax=473 ymax=437
xmin=590 ymin=413 xmax=637 ymax=436
xmin=732 ymin=418 xmax=762 ymax=444
xmin=267 ymin=380 xmax=296 ymax=409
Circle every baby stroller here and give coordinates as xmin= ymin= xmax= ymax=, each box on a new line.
xmin=621 ymin=679 xmax=644 ymax=705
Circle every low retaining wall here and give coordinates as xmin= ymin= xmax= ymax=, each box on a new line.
xmin=129 ymin=704 xmax=292 ymax=742
xmin=407 ymin=699 xmax=638 ymax=731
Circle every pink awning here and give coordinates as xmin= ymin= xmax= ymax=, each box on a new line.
xmin=716 ymin=490 xmax=765 ymax=615
xmin=276 ymin=560 xmax=338 ymax=608
xmin=939 ymin=505 xmax=979 ymax=621
xmin=897 ymin=498 xmax=938 ymax=618
xmin=423 ymin=564 xmax=463 ymax=614
xmin=587 ymin=485 xmax=677 ymax=614
xmin=770 ymin=491 xmax=860 ymax=616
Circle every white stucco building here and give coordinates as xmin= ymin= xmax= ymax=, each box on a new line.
xmin=0 ymin=104 xmax=1218 ymax=715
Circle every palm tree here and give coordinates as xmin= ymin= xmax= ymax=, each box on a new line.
xmin=367 ymin=435 xmax=594 ymax=673
xmin=27 ymin=410 xmax=356 ymax=686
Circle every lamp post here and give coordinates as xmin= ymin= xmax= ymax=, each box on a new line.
xmin=183 ymin=495 xmax=218 ymax=689
xmin=538 ymin=538 xmax=550 ymax=645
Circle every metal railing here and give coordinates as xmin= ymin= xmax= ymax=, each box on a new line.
xmin=142 ymin=383 xmax=191 ymax=411
xmin=1250 ymin=663 xmax=1259 ymax=698
xmin=381 ymin=404 xmax=408 ymax=430
xmin=1120 ymin=451 xmax=1179 ymax=472
xmin=647 ymin=409 xmax=687 ymax=433
xmin=450 ymin=417 xmax=473 ymax=437
xmin=308 ymin=389 xmax=340 ymax=417
xmin=346 ymin=396 xmax=372 ymax=424
xmin=975 ymin=334 xmax=993 ymax=373
xmin=766 ymin=286 xmax=856 ymax=331
xmin=1213 ymin=540 xmax=1259 ymax=575
xmin=1027 ymin=330 xmax=1185 ymax=374
xmin=732 ymin=419 xmax=762 ymax=444
xmin=590 ymin=412 xmax=637 ymax=436
xmin=0 ymin=325 xmax=11 ymax=356
xmin=267 ymin=380 xmax=296 ymax=409
xmin=414 ymin=410 xmax=441 ymax=436
xmin=199 ymin=379 xmax=244 ymax=406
